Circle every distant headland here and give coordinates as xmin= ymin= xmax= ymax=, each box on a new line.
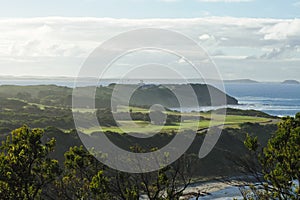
xmin=282 ymin=80 xmax=300 ymax=84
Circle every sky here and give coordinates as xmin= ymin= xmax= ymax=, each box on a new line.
xmin=0 ymin=0 xmax=299 ymax=81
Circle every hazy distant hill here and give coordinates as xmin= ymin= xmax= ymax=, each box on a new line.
xmin=224 ymin=79 xmax=259 ymax=84
xmin=0 ymin=84 xmax=238 ymax=108
xmin=118 ymin=84 xmax=238 ymax=107
xmin=282 ymin=80 xmax=300 ymax=84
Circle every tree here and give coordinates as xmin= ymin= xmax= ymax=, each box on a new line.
xmin=243 ymin=114 xmax=300 ymax=199
xmin=53 ymin=145 xmax=111 ymax=200
xmin=0 ymin=127 xmax=193 ymax=199
xmin=109 ymin=146 xmax=192 ymax=200
xmin=0 ymin=125 xmax=60 ymax=200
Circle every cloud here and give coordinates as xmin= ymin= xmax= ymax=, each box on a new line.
xmin=259 ymin=19 xmax=300 ymax=40
xmin=246 ymin=45 xmax=300 ymax=60
xmin=177 ymin=57 xmax=187 ymax=63
xmin=0 ymin=17 xmax=299 ymax=79
xmin=0 ymin=17 xmax=298 ymax=58
xmin=260 ymin=47 xmax=285 ymax=59
xmin=199 ymin=34 xmax=211 ymax=40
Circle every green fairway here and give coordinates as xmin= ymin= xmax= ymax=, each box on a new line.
xmin=80 ymin=114 xmax=272 ymax=135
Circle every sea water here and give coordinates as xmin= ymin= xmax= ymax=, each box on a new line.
xmin=224 ymin=83 xmax=300 ymax=117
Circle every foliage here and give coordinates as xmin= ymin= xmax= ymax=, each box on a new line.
xmin=50 ymin=144 xmax=192 ymax=200
xmin=0 ymin=101 xmax=75 ymax=133
xmin=0 ymin=125 xmax=60 ymax=200
xmin=243 ymin=114 xmax=300 ymax=199
xmin=96 ymin=108 xmax=118 ymax=127
xmin=53 ymin=145 xmax=111 ymax=200
xmin=214 ymin=108 xmax=276 ymax=118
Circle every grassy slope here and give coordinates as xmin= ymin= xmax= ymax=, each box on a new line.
xmin=80 ymin=106 xmax=274 ymax=134
xmin=0 ymin=85 xmax=277 ymax=136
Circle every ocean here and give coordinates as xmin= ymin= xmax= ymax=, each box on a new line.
xmin=0 ymin=80 xmax=299 ymax=117
xmin=224 ymin=83 xmax=300 ymax=117
xmin=172 ymin=83 xmax=300 ymax=117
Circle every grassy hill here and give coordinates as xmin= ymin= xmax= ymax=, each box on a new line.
xmin=0 ymin=84 xmax=238 ymax=109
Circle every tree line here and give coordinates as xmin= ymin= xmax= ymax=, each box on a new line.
xmin=0 ymin=114 xmax=299 ymax=199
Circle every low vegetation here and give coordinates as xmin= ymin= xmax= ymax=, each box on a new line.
xmin=0 ymin=84 xmax=298 ymax=199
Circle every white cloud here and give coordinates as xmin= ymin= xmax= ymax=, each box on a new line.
xmin=0 ymin=17 xmax=299 ymax=79
xmin=199 ymin=34 xmax=211 ymax=40
xmin=246 ymin=45 xmax=300 ymax=60
xmin=177 ymin=57 xmax=187 ymax=63
xmin=0 ymin=17 xmax=298 ymax=57
xmin=259 ymin=19 xmax=300 ymax=40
